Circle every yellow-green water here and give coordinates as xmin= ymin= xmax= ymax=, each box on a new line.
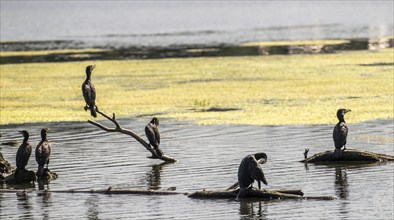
xmin=1 ymin=49 xmax=393 ymax=125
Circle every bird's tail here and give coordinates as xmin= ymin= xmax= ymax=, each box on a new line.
xmin=154 ymin=147 xmax=164 ymax=157
xmin=236 ymin=187 xmax=248 ymax=200
xmin=334 ymin=148 xmax=342 ymax=159
xmin=37 ymin=165 xmax=44 ymax=177
xmin=90 ymin=106 xmax=97 ymax=118
xmin=14 ymin=168 xmax=21 ymax=181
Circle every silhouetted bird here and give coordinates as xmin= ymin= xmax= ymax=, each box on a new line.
xmin=35 ymin=128 xmax=51 ymax=177
xmin=15 ymin=130 xmax=32 ymax=177
xmin=82 ymin=65 xmax=97 ymax=117
xmin=333 ymin=109 xmax=351 ymax=158
xmin=237 ymin=153 xmax=268 ymax=200
xmin=145 ymin=117 xmax=163 ymax=158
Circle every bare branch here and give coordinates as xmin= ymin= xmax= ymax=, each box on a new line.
xmin=87 ymin=110 xmax=177 ymax=163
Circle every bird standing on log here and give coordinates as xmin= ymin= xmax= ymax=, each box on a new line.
xmin=82 ymin=65 xmax=97 ymax=117
xmin=333 ymin=109 xmax=351 ymax=158
xmin=35 ymin=128 xmax=51 ymax=177
xmin=237 ymin=153 xmax=268 ymax=200
xmin=145 ymin=117 xmax=164 ymax=158
xmin=15 ymin=130 xmax=32 ymax=177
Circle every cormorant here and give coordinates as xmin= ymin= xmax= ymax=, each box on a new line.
xmin=145 ymin=117 xmax=163 ymax=158
xmin=333 ymin=109 xmax=351 ymax=158
xmin=82 ymin=65 xmax=97 ymax=117
xmin=15 ymin=130 xmax=32 ymax=177
xmin=35 ymin=128 xmax=51 ymax=177
xmin=237 ymin=153 xmax=268 ymax=200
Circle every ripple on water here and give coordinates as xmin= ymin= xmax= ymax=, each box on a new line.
xmin=1 ymin=119 xmax=393 ymax=219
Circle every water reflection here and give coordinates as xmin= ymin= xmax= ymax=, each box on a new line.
xmin=16 ymin=191 xmax=34 ymax=219
xmin=335 ymin=166 xmax=348 ymax=199
xmin=239 ymin=200 xmax=268 ymax=220
xmin=85 ymin=194 xmax=100 ymax=220
xmin=37 ymin=190 xmax=52 ymax=220
xmin=145 ymin=162 xmax=172 ymax=190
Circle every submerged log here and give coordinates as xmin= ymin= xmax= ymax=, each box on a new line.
xmin=301 ymin=148 xmax=394 ymax=163
xmin=188 ymin=188 xmax=335 ymax=200
xmin=87 ymin=109 xmax=177 ymax=163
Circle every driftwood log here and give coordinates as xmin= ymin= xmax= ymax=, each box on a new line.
xmin=301 ymin=148 xmax=394 ymax=163
xmin=87 ymin=109 xmax=177 ymax=163
xmin=188 ymin=188 xmax=335 ymax=200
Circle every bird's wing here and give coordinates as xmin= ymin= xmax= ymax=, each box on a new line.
xmin=82 ymin=82 xmax=95 ymax=106
xmin=145 ymin=125 xmax=159 ymax=147
xmin=35 ymin=141 xmax=50 ymax=164
xmin=154 ymin=126 xmax=160 ymax=145
xmin=333 ymin=122 xmax=348 ymax=145
xmin=249 ymin=158 xmax=268 ymax=185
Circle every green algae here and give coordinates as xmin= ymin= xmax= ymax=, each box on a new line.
xmin=1 ymin=49 xmax=393 ymax=125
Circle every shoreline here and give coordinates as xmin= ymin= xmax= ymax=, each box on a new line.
xmin=1 ymin=37 xmax=393 ymax=65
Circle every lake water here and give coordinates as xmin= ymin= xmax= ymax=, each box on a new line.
xmin=0 ymin=119 xmax=393 ymax=219
xmin=1 ymin=1 xmax=393 ymax=47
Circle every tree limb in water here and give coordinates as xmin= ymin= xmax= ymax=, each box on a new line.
xmin=188 ymin=188 xmax=335 ymax=200
xmin=301 ymin=148 xmax=394 ymax=163
xmin=87 ymin=109 xmax=177 ymax=163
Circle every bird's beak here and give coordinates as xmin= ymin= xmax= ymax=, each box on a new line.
xmin=345 ymin=109 xmax=351 ymax=113
xmin=18 ymin=131 xmax=23 ymax=134
xmin=92 ymin=65 xmax=96 ymax=69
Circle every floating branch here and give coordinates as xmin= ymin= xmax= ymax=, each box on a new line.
xmin=301 ymin=148 xmax=394 ymax=163
xmin=188 ymin=188 xmax=335 ymax=200
xmin=87 ymin=109 xmax=177 ymax=163
xmin=0 ymin=187 xmax=333 ymax=200
xmin=0 ymin=187 xmax=187 ymax=195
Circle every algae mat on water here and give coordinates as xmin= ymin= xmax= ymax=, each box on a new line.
xmin=0 ymin=49 xmax=393 ymax=125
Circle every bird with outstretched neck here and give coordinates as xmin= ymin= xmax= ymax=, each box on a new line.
xmin=35 ymin=128 xmax=51 ymax=177
xmin=236 ymin=153 xmax=268 ymax=200
xmin=82 ymin=65 xmax=98 ymax=117
xmin=15 ymin=130 xmax=32 ymax=178
xmin=333 ymin=109 xmax=351 ymax=158
xmin=145 ymin=117 xmax=164 ymax=158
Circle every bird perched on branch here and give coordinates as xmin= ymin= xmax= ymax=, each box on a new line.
xmin=333 ymin=109 xmax=351 ymax=158
xmin=237 ymin=153 xmax=268 ymax=200
xmin=15 ymin=130 xmax=32 ymax=177
xmin=35 ymin=128 xmax=51 ymax=177
xmin=145 ymin=117 xmax=163 ymax=158
xmin=82 ymin=65 xmax=97 ymax=117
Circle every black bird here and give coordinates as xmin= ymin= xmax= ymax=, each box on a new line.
xmin=82 ymin=65 xmax=97 ymax=117
xmin=236 ymin=153 xmax=268 ymax=200
xmin=145 ymin=117 xmax=163 ymax=158
xmin=333 ymin=109 xmax=351 ymax=158
xmin=35 ymin=128 xmax=51 ymax=177
xmin=15 ymin=130 xmax=32 ymax=177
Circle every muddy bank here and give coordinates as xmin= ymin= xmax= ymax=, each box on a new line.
xmin=1 ymin=37 xmax=393 ymax=64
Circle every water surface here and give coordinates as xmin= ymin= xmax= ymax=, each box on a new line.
xmin=1 ymin=1 xmax=393 ymax=47
xmin=0 ymin=119 xmax=393 ymax=219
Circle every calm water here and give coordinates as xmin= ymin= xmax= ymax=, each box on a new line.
xmin=1 ymin=1 xmax=393 ymax=47
xmin=0 ymin=119 xmax=393 ymax=219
